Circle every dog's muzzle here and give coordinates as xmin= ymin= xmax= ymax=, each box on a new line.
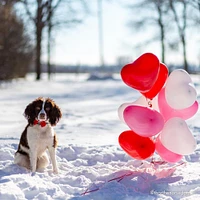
xmin=38 ymin=100 xmax=47 ymax=121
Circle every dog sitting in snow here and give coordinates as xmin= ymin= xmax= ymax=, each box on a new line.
xmin=14 ymin=97 xmax=62 ymax=173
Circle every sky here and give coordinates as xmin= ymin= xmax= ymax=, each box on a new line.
xmin=47 ymin=0 xmax=134 ymax=66
xmin=41 ymin=0 xmax=200 ymax=67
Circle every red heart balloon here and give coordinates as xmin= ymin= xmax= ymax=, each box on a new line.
xmin=141 ymin=63 xmax=168 ymax=99
xmin=118 ymin=130 xmax=155 ymax=160
xmin=121 ymin=53 xmax=160 ymax=93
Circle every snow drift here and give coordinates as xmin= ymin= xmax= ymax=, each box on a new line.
xmin=0 ymin=73 xmax=200 ymax=200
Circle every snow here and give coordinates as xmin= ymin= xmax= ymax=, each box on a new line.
xmin=1 ymin=73 xmax=200 ymax=200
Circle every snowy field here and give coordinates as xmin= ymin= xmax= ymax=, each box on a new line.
xmin=1 ymin=73 xmax=200 ymax=200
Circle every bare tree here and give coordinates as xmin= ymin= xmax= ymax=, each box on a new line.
xmin=188 ymin=0 xmax=200 ymax=13
xmin=20 ymin=0 xmax=50 ymax=80
xmin=47 ymin=0 xmax=53 ymax=80
xmin=169 ymin=0 xmax=189 ymax=71
xmin=127 ymin=0 xmax=168 ymax=63
xmin=187 ymin=0 xmax=200 ymax=25
xmin=126 ymin=0 xmax=199 ymax=71
xmin=46 ymin=0 xmax=87 ymax=79
xmin=20 ymin=0 xmax=87 ymax=80
xmin=154 ymin=0 xmax=167 ymax=63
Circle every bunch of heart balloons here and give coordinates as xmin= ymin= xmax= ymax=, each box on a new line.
xmin=118 ymin=53 xmax=198 ymax=163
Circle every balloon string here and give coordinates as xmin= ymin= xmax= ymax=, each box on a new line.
xmin=146 ymin=98 xmax=152 ymax=108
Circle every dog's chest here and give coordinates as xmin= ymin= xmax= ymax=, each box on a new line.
xmin=27 ymin=125 xmax=54 ymax=152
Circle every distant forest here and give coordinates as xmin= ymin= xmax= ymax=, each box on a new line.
xmin=0 ymin=0 xmax=200 ymax=81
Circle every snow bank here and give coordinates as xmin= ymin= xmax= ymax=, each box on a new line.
xmin=1 ymin=73 xmax=200 ymax=199
xmin=1 ymin=143 xmax=200 ymax=200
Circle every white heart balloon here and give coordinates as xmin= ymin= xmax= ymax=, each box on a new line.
xmin=118 ymin=102 xmax=132 ymax=123
xmin=160 ymin=117 xmax=196 ymax=155
xmin=165 ymin=69 xmax=197 ymax=109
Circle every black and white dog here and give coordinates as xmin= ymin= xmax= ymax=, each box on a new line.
xmin=14 ymin=97 xmax=62 ymax=173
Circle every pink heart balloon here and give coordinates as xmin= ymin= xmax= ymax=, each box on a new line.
xmin=160 ymin=117 xmax=196 ymax=155
xmin=156 ymin=135 xmax=183 ymax=163
xmin=158 ymin=88 xmax=198 ymax=121
xmin=123 ymin=105 xmax=164 ymax=137
xmin=118 ymin=96 xmax=159 ymax=123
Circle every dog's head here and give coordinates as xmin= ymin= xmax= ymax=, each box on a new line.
xmin=24 ymin=97 xmax=62 ymax=126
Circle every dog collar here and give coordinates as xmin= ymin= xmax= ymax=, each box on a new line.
xmin=33 ymin=119 xmax=47 ymax=127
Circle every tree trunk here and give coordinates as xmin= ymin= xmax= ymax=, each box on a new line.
xmin=169 ymin=0 xmax=188 ymax=72
xmin=47 ymin=24 xmax=52 ymax=80
xmin=198 ymin=0 xmax=200 ymax=13
xmin=160 ymin=23 xmax=165 ymax=63
xmin=170 ymin=0 xmax=188 ymax=71
xmin=47 ymin=0 xmax=53 ymax=80
xmin=35 ymin=0 xmax=43 ymax=81
xmin=182 ymin=1 xmax=188 ymax=72
xmin=156 ymin=2 xmax=165 ymax=63
xmin=36 ymin=26 xmax=42 ymax=80
xmin=182 ymin=35 xmax=188 ymax=72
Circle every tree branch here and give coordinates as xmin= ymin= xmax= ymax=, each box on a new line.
xmin=21 ymin=0 xmax=36 ymax=23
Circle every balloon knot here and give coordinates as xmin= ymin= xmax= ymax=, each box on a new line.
xmin=147 ymin=99 xmax=153 ymax=108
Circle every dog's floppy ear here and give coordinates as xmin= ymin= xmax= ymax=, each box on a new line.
xmin=24 ymin=102 xmax=35 ymax=124
xmin=49 ymin=99 xmax=62 ymax=126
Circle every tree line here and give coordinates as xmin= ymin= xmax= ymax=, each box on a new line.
xmin=0 ymin=0 xmax=199 ymax=81
xmin=0 ymin=0 xmax=87 ymax=81
xmin=127 ymin=0 xmax=200 ymax=72
xmin=0 ymin=0 xmax=33 ymax=80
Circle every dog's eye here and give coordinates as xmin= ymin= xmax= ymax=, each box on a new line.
xmin=36 ymin=107 xmax=41 ymax=110
xmin=45 ymin=107 xmax=51 ymax=111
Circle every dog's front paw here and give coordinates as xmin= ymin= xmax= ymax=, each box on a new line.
xmin=53 ymin=168 xmax=59 ymax=174
xmin=31 ymin=172 xmax=36 ymax=176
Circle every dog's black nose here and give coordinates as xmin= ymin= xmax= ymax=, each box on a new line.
xmin=39 ymin=113 xmax=46 ymax=119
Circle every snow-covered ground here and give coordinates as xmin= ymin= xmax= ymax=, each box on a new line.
xmin=1 ymin=73 xmax=200 ymax=200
